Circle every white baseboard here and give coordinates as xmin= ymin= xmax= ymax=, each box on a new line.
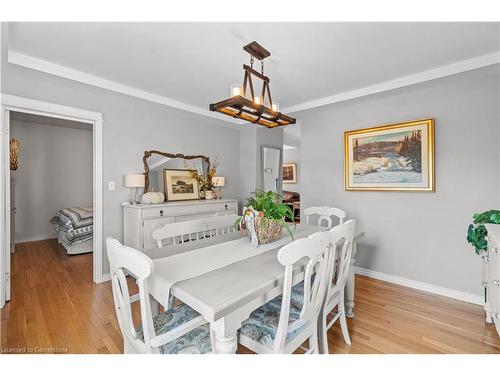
xmin=356 ymin=267 xmax=483 ymax=305
xmin=15 ymin=235 xmax=57 ymax=244
xmin=99 ymin=273 xmax=111 ymax=283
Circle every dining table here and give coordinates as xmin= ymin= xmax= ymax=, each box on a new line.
xmin=145 ymin=223 xmax=363 ymax=354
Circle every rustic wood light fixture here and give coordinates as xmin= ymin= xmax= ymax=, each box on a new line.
xmin=209 ymin=41 xmax=296 ymax=128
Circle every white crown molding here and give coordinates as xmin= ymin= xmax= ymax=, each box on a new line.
xmin=282 ymin=52 xmax=500 ymax=114
xmin=356 ymin=266 xmax=483 ymax=305
xmin=8 ymin=50 xmax=500 ymax=121
xmin=7 ymin=50 xmax=240 ymax=126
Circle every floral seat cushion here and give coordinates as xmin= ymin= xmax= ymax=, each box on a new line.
xmin=136 ymin=303 xmax=212 ymax=354
xmin=239 ymin=296 xmax=305 ymax=347
xmin=290 ymin=282 xmax=305 ymax=310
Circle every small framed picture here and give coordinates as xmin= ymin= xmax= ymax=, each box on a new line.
xmin=163 ymin=169 xmax=200 ymax=201
xmin=283 ymin=163 xmax=297 ymax=184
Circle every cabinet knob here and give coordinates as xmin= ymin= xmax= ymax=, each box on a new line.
xmin=491 ymin=247 xmax=499 ymax=254
xmin=493 ymin=313 xmax=500 ymax=320
xmin=225 ymin=204 xmax=228 ymax=210
xmin=160 ymin=210 xmax=164 ymax=216
xmin=492 ymin=280 xmax=500 ymax=287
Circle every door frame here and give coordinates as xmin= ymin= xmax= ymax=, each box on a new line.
xmin=0 ymin=94 xmax=104 ymax=308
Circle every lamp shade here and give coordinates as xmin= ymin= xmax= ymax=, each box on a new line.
xmin=212 ymin=176 xmax=225 ymax=187
xmin=125 ymin=174 xmax=145 ymax=188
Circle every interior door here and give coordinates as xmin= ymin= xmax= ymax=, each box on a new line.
xmin=1 ymin=109 xmax=11 ymax=305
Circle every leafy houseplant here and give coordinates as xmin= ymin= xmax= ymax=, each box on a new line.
xmin=239 ymin=190 xmax=295 ymax=245
xmin=467 ymin=210 xmax=500 ymax=254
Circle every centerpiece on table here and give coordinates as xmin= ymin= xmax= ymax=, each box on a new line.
xmin=239 ymin=190 xmax=295 ymax=246
xmin=188 ymin=158 xmax=219 ymax=200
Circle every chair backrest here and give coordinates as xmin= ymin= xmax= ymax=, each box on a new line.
xmin=152 ymin=214 xmax=240 ymax=248
xmin=326 ymin=220 xmax=356 ymax=298
xmin=304 ymin=206 xmax=346 ymax=228
xmin=106 ymin=237 xmax=156 ymax=353
xmin=273 ymin=231 xmax=331 ymax=352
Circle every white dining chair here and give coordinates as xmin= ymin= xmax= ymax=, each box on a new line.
xmin=289 ymin=220 xmax=356 ymax=350
xmin=304 ymin=206 xmax=346 ymax=228
xmin=237 ymin=231 xmax=331 ymax=354
xmin=152 ymin=214 xmax=240 ymax=249
xmin=106 ymin=237 xmax=214 ymax=354
xmin=322 ymin=220 xmax=356 ymax=347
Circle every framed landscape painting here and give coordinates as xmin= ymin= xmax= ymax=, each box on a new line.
xmin=344 ymin=119 xmax=435 ymax=191
xmin=163 ymin=169 xmax=200 ymax=201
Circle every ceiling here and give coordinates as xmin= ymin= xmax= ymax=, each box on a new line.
xmin=8 ymin=22 xmax=500 ymax=115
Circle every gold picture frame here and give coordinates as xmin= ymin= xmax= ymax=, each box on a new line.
xmin=344 ymin=118 xmax=435 ymax=192
xmin=283 ymin=163 xmax=297 ymax=184
xmin=163 ymin=169 xmax=200 ymax=201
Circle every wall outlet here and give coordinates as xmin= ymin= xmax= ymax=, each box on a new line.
xmin=108 ymin=181 xmax=116 ymax=191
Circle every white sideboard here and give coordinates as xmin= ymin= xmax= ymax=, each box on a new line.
xmin=123 ymin=199 xmax=238 ymax=251
xmin=484 ymin=224 xmax=500 ymax=337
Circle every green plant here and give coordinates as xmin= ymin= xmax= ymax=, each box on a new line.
xmin=467 ymin=210 xmax=500 ymax=254
xmin=241 ymin=190 xmax=295 ymax=239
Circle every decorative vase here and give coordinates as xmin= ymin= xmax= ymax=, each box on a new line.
xmin=199 ymin=190 xmax=206 ymax=199
xmin=205 ymin=190 xmax=216 ymax=200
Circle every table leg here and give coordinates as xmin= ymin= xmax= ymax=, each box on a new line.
xmin=211 ymin=319 xmax=238 ymax=354
xmin=345 ymin=260 xmax=355 ymax=318
xmin=345 ymin=238 xmax=358 ymax=318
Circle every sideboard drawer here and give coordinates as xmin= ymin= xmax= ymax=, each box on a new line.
xmin=142 ymin=201 xmax=237 ymax=219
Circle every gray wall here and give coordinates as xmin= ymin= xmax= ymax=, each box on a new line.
xmin=10 ymin=120 xmax=93 ymax=242
xmin=298 ymin=68 xmax=500 ymax=295
xmin=1 ymin=29 xmax=245 ymax=274
xmin=283 ymin=147 xmax=301 ymax=194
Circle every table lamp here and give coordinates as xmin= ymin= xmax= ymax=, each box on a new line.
xmin=125 ymin=174 xmax=145 ymax=204
xmin=212 ymin=176 xmax=225 ymax=199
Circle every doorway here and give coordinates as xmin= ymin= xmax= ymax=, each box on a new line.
xmin=1 ymin=94 xmax=104 ymax=308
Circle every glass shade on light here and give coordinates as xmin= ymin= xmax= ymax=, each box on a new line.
xmin=212 ymin=176 xmax=225 ymax=187
xmin=125 ymin=174 xmax=145 ymax=188
xmin=230 ymin=84 xmax=242 ymax=97
xmin=254 ymin=96 xmax=262 ymax=105
xmin=271 ymin=102 xmax=279 ymax=112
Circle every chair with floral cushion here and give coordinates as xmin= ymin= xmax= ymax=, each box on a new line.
xmin=106 ymin=238 xmax=214 ymax=354
xmin=289 ymin=220 xmax=356 ymax=350
xmin=237 ymin=231 xmax=331 ymax=354
xmin=304 ymin=206 xmax=346 ymax=228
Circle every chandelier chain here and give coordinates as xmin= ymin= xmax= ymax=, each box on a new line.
xmin=261 ymin=60 xmax=264 ymax=75
xmin=250 ymin=55 xmax=254 ymax=69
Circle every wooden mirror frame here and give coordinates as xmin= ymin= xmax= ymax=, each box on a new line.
xmin=143 ymin=150 xmax=211 ymax=192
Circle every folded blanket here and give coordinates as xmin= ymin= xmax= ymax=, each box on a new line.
xmin=51 ymin=207 xmax=93 ymax=243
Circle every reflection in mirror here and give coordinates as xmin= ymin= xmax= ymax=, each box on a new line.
xmin=143 ymin=151 xmax=210 ymax=194
xmin=262 ymin=146 xmax=282 ymax=193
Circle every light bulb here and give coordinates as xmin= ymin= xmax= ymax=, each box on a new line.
xmin=254 ymin=96 xmax=262 ymax=105
xmin=230 ymin=84 xmax=242 ymax=97
xmin=271 ymin=102 xmax=280 ymax=112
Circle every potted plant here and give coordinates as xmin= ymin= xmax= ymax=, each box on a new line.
xmin=239 ymin=190 xmax=295 ymax=246
xmin=467 ymin=210 xmax=500 ymax=254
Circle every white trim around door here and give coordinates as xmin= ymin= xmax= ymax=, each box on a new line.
xmin=0 ymin=94 xmax=104 ymax=309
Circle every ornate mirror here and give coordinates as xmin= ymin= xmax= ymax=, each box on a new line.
xmin=143 ymin=151 xmax=210 ymax=193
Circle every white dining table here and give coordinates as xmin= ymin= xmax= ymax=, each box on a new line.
xmin=146 ymin=223 xmax=363 ymax=354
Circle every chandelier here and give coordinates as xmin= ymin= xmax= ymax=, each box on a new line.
xmin=209 ymin=41 xmax=296 ymax=128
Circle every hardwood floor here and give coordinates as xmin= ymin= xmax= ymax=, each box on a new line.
xmin=1 ymin=239 xmax=499 ymax=354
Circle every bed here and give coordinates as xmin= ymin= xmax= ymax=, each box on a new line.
xmin=50 ymin=206 xmax=93 ymax=255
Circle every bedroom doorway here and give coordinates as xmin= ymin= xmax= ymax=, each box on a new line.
xmin=0 ymin=95 xmax=103 ymax=308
